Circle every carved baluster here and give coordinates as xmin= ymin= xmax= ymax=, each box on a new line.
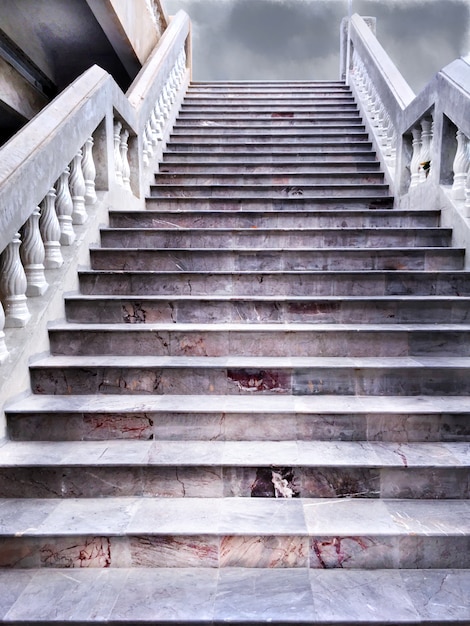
xmin=55 ymin=167 xmax=76 ymax=245
xmin=452 ymin=130 xmax=470 ymax=200
xmin=20 ymin=208 xmax=48 ymax=296
xmin=120 ymin=129 xmax=132 ymax=192
xmin=70 ymin=149 xmax=87 ymax=224
xmin=153 ymin=102 xmax=164 ymax=141
xmin=40 ymin=188 xmax=63 ymax=269
xmin=162 ymin=86 xmax=171 ymax=119
xmin=145 ymin=123 xmax=154 ymax=159
xmin=82 ymin=136 xmax=97 ymax=205
xmin=142 ymin=126 xmax=150 ymax=168
xmin=158 ymin=94 xmax=168 ymax=122
xmin=149 ymin=109 xmax=159 ymax=146
xmin=419 ymin=117 xmax=432 ymax=182
xmin=114 ymin=121 xmax=123 ymax=185
xmin=0 ymin=301 xmax=8 ymax=362
xmin=410 ymin=126 xmax=422 ymax=189
xmin=0 ymin=233 xmax=30 ymax=327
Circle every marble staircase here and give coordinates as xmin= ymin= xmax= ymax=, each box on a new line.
xmin=1 ymin=80 xmax=470 ymax=624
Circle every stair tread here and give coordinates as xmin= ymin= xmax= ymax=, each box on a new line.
xmin=49 ymin=322 xmax=470 ymax=332
xmin=29 ymin=354 xmax=470 ymax=368
xmin=0 ymin=497 xmax=469 ymax=536
xmin=7 ymin=393 xmax=470 ymax=414
xmin=66 ymin=294 xmax=469 ymax=302
xmin=0 ymin=439 xmax=468 ymax=468
xmin=1 ymin=567 xmax=468 ymax=625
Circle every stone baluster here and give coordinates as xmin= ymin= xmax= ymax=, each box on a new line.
xmin=158 ymin=94 xmax=168 ymax=122
xmin=153 ymin=102 xmax=164 ymax=141
xmin=419 ymin=117 xmax=432 ymax=182
xmin=120 ymin=129 xmax=132 ymax=192
xmin=0 ymin=301 xmax=8 ymax=362
xmin=162 ymin=86 xmax=171 ymax=119
xmin=82 ymin=136 xmax=97 ymax=205
xmin=70 ymin=149 xmax=87 ymax=224
xmin=465 ymin=158 xmax=470 ymax=215
xmin=55 ymin=167 xmax=76 ymax=245
xmin=149 ymin=109 xmax=159 ymax=146
xmin=114 ymin=121 xmax=124 ymax=185
xmin=0 ymin=233 xmax=30 ymax=327
xmin=40 ymin=188 xmax=63 ymax=269
xmin=410 ymin=126 xmax=422 ymax=189
xmin=142 ymin=125 xmax=150 ymax=168
xmin=20 ymin=208 xmax=48 ymax=296
xmin=452 ymin=130 xmax=470 ymax=200
xmin=145 ymin=123 xmax=154 ymax=160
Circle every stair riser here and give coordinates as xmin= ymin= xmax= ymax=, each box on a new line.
xmin=0 ymin=466 xmax=467 ymax=499
xmin=154 ymin=174 xmax=385 ymax=186
xmin=162 ymin=152 xmax=377 ymax=163
xmin=145 ymin=197 xmax=393 ymax=210
xmin=150 ymin=186 xmax=390 ymax=199
xmin=89 ymin=249 xmax=463 ymax=272
xmin=109 ymin=211 xmax=440 ymax=229
xmin=181 ymin=104 xmax=359 ymax=112
xmin=167 ymin=143 xmax=374 ymax=153
xmin=48 ymin=329 xmax=470 ymax=358
xmin=171 ymin=126 xmax=366 ymax=134
xmin=8 ymin=411 xmax=470 ymax=443
xmin=77 ymin=271 xmax=470 ymax=297
xmin=99 ymin=230 xmax=450 ymax=249
xmin=158 ymin=162 xmax=381 ymax=174
xmin=29 ymin=365 xmax=470 ymax=396
xmin=64 ymin=297 xmax=470 ymax=325
xmin=1 ymin=534 xmax=468 ymax=569
xmin=168 ymin=134 xmax=369 ymax=144
xmin=174 ymin=120 xmax=364 ymax=129
xmin=184 ymin=93 xmax=354 ymax=100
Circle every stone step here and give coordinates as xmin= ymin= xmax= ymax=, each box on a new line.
xmin=182 ymin=97 xmax=356 ymax=106
xmin=77 ymin=269 xmax=470 ymax=297
xmin=168 ymin=131 xmax=370 ymax=143
xmin=28 ymin=354 xmax=470 ymax=396
xmin=150 ymin=184 xmax=390 ymax=198
xmin=145 ymin=196 xmax=394 ymax=211
xmin=1 ymin=567 xmax=470 ymax=624
xmin=63 ymin=294 xmax=470 ymax=325
xmin=158 ymin=160 xmax=381 ymax=173
xmin=172 ymin=124 xmax=366 ymax=134
xmin=184 ymin=92 xmax=354 ymax=100
xmin=174 ymin=118 xmax=364 ymax=128
xmin=98 ymin=227 xmax=451 ymax=249
xmin=89 ymin=247 xmax=463 ymax=272
xmin=180 ymin=104 xmax=359 ymax=113
xmin=0 ymin=497 xmax=469 ymax=569
xmin=47 ymin=323 xmax=470 ymax=358
xmin=190 ymin=79 xmax=347 ymax=86
xmin=0 ymin=439 xmax=468 ymax=499
xmin=179 ymin=110 xmax=361 ymax=119
xmin=153 ymin=172 xmax=385 ymax=186
xmin=2 ymin=567 xmax=470 ymax=625
xmin=108 ymin=208 xmax=439 ymax=229
xmin=6 ymin=394 xmax=470 ymax=443
xmin=166 ymin=141 xmax=374 ymax=153
xmin=161 ymin=150 xmax=378 ymax=163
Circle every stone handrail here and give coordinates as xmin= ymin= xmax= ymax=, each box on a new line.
xmin=0 ymin=9 xmax=190 ymax=363
xmin=347 ymin=12 xmax=470 ymax=230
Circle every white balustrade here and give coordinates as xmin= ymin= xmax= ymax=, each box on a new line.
xmin=452 ymin=130 xmax=470 ymax=200
xmin=419 ymin=117 xmax=432 ymax=183
xmin=82 ymin=136 xmax=97 ymax=205
xmin=55 ymin=167 xmax=76 ymax=245
xmin=0 ymin=302 xmax=8 ymax=363
xmin=40 ymin=188 xmax=64 ymax=269
xmin=114 ymin=121 xmax=124 ymax=185
xmin=409 ymin=126 xmax=422 ymax=189
xmin=120 ymin=129 xmax=132 ymax=192
xmin=20 ymin=208 xmax=48 ymax=297
xmin=0 ymin=233 xmax=31 ymax=328
xmin=70 ymin=149 xmax=87 ymax=224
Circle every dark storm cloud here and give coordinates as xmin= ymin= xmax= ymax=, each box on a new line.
xmin=163 ymin=0 xmax=470 ymax=90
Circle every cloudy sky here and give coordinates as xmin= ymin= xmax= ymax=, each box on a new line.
xmin=162 ymin=0 xmax=470 ymax=93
